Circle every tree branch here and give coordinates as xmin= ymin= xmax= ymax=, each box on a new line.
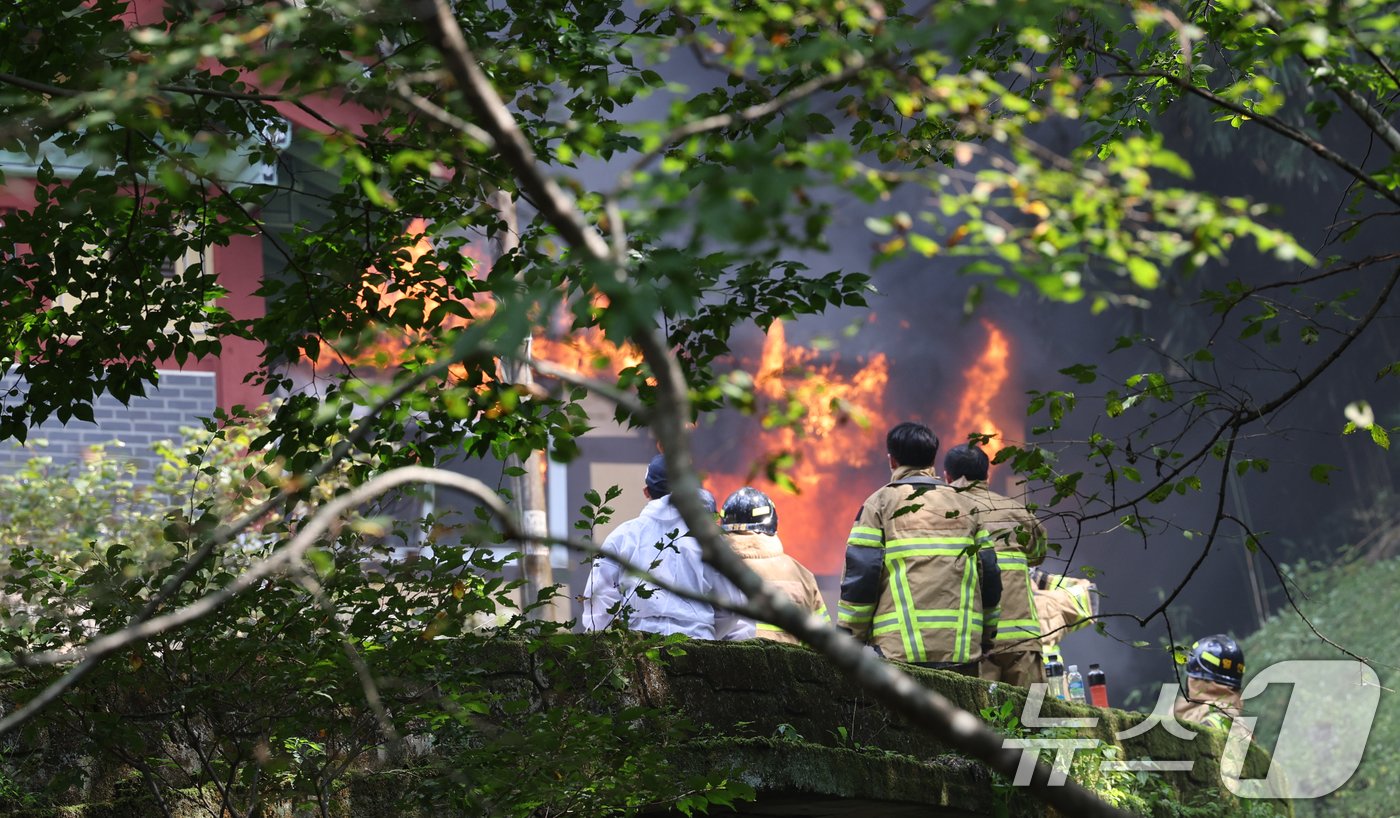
xmin=413 ymin=0 xmax=612 ymax=262
xmin=413 ymin=6 xmax=1132 ymax=813
xmin=622 ymin=54 xmax=869 ymax=180
xmin=1251 ymin=0 xmax=1400 ymax=155
xmin=1097 ymin=62 xmax=1400 ymax=208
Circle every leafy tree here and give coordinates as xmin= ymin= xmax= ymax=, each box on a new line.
xmin=0 ymin=423 xmax=753 ymax=816
xmin=0 ymin=0 xmax=1395 ymax=814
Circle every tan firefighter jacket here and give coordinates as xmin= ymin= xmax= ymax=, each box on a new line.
xmin=1034 ymin=574 xmax=1094 ymax=656
xmin=1174 ymin=677 xmax=1244 ymax=731
xmin=728 ymin=531 xmax=829 ymax=643
xmin=950 ymin=478 xmax=1047 ymax=655
xmin=837 ymin=466 xmax=988 ymax=664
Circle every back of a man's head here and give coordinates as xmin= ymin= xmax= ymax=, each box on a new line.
xmin=887 ymin=422 xmax=938 ymax=468
xmin=943 ymin=443 xmax=990 ymax=482
xmin=645 ymin=454 xmax=669 ymax=498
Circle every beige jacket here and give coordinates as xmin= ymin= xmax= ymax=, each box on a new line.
xmin=728 ymin=531 xmax=828 ymax=643
xmin=1174 ymin=677 xmax=1244 ymax=730
xmin=838 ymin=466 xmax=986 ymax=664
xmin=1034 ymin=574 xmax=1094 ymax=654
xmin=952 ymin=479 xmax=1046 ymax=655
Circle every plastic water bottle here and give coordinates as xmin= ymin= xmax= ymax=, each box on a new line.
xmin=1088 ymin=663 xmax=1109 ymax=708
xmin=1045 ymin=653 xmax=1066 ymax=700
xmin=1067 ymin=664 xmax=1086 ymax=703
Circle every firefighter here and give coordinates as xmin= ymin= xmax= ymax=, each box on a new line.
xmin=720 ymin=487 xmax=829 ymax=642
xmin=837 ymin=422 xmax=989 ymax=675
xmin=942 ymin=443 xmax=1048 ymax=688
xmin=1174 ymin=634 xmax=1246 ymax=729
xmin=582 ymin=455 xmax=754 ymax=640
xmin=1032 ymin=569 xmax=1095 ymax=661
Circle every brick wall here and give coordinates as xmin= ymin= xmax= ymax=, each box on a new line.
xmin=0 ymin=370 xmax=217 ymax=477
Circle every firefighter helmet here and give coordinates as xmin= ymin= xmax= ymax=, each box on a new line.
xmin=720 ymin=487 xmax=778 ymax=536
xmin=1186 ymin=634 xmax=1245 ymax=689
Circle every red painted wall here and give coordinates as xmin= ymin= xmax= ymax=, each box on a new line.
xmin=181 ymin=234 xmax=268 ymax=414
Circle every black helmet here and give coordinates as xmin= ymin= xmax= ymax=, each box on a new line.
xmin=720 ymin=487 xmax=778 ymax=536
xmin=1186 ymin=634 xmax=1245 ymax=689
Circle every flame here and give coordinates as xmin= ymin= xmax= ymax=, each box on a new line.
xmin=532 ymin=295 xmax=645 ymax=377
xmin=701 ymin=319 xmax=892 ymax=574
xmin=303 ymin=220 xmax=641 ymax=380
xmin=949 ymin=318 xmax=1015 ymax=462
xmin=701 ymin=317 xmax=1022 ymax=575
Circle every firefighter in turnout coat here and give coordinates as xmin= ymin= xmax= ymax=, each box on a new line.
xmin=838 ymin=423 xmax=991 ymax=674
xmin=1174 ymin=635 xmax=1247 ymax=730
xmin=942 ymin=444 xmax=1049 ymax=688
xmin=721 ymin=487 xmax=829 ymax=643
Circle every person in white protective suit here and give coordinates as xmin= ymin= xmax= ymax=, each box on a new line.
xmin=582 ymin=454 xmax=755 ymax=640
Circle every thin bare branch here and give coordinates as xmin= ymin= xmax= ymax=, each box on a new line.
xmin=1097 ymin=61 xmax=1400 ymax=208
xmin=389 ymin=78 xmax=496 ymax=148
xmin=1251 ymin=0 xmax=1400 ymax=155
xmin=623 ymin=55 xmax=868 ymax=180
xmin=413 ymin=0 xmax=612 ymax=262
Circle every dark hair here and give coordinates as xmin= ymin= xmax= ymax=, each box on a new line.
xmin=886 ymin=422 xmax=938 ymax=468
xmin=943 ymin=443 xmax=990 ymax=482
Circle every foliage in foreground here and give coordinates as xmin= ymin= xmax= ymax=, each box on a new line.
xmin=1244 ymin=553 xmax=1400 ymax=818
xmin=0 ymin=426 xmax=752 ymax=817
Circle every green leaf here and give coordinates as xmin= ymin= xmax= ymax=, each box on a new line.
xmin=1309 ymin=464 xmax=1340 ymax=485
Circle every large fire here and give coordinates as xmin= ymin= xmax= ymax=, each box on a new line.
xmin=949 ymin=319 xmax=1014 ymax=462
xmin=700 ymin=317 xmax=1020 ymax=574
xmin=701 ymin=319 xmax=893 ymax=574
xmin=311 ymin=220 xmax=1023 ymax=578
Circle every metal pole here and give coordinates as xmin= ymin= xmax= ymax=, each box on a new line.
xmin=491 ymin=189 xmax=556 ymax=620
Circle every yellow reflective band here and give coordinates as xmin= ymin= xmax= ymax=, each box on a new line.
xmin=838 ymin=614 xmax=873 ymax=628
xmin=879 ymin=551 xmax=968 ymax=565
xmin=1069 ymin=584 xmax=1093 ymax=617
xmin=886 ymin=536 xmax=977 ymax=546
xmin=958 ymin=554 xmax=977 ymax=662
xmin=813 ymin=603 xmax=831 ymax=624
xmin=890 ymin=558 xmax=922 ymax=662
xmin=873 ymin=621 xmax=959 ymax=635
xmin=847 ymin=526 xmax=883 ymax=547
xmin=1200 ymin=650 xmax=1222 ymax=667
xmin=756 ymin=622 xmax=786 ymax=632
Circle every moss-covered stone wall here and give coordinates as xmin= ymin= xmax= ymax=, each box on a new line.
xmin=0 ymin=636 xmax=1288 ymax=817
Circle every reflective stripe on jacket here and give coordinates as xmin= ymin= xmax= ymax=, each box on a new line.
xmin=837 ymin=466 xmax=987 ymax=664
xmin=728 ymin=531 xmax=829 ymax=644
xmin=1034 ymin=574 xmax=1094 ymax=654
xmin=951 ymin=479 xmax=1047 ymax=654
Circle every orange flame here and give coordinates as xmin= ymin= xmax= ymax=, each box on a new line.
xmin=702 ymin=317 xmax=1022 ymax=575
xmin=702 ymin=319 xmax=892 ymax=574
xmin=303 ymin=219 xmax=641 ymax=380
xmin=533 ymin=295 xmax=645 ymax=378
xmin=949 ymin=318 xmax=1015 ymax=462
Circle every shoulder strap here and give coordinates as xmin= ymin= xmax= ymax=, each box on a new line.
xmin=886 ymin=475 xmax=949 ymax=489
